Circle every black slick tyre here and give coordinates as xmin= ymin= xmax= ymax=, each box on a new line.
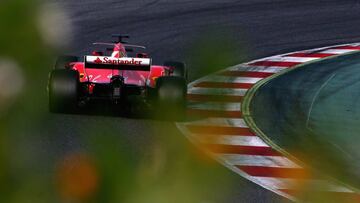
xmin=155 ymin=76 xmax=187 ymax=120
xmin=48 ymin=69 xmax=79 ymax=113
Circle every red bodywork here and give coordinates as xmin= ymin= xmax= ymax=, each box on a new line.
xmin=70 ymin=43 xmax=169 ymax=89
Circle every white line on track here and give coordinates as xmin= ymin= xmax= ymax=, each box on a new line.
xmin=225 ymin=118 xmax=248 ymax=127
xmin=188 ymin=87 xmax=247 ymax=96
xmin=255 ymin=177 xmax=355 ymax=192
xmin=186 ymin=118 xmax=248 ymax=128
xmin=320 ymin=49 xmax=358 ymax=54
xmin=306 ymin=74 xmax=336 ymax=129
xmin=198 ymin=75 xmax=263 ymax=84
xmin=263 ymin=56 xmax=320 ymax=63
xmin=254 ymin=177 xmax=294 ymax=190
xmin=227 ymin=65 xmax=288 ymax=73
xmin=218 ymin=154 xmax=301 ymax=168
xmin=187 ymin=101 xmax=241 ymax=111
xmin=196 ymin=135 xmax=269 ymax=147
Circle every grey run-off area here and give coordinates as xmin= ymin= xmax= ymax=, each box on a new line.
xmin=251 ymin=51 xmax=360 ymax=189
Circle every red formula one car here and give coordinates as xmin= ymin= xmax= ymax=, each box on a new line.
xmin=48 ymin=35 xmax=187 ymax=117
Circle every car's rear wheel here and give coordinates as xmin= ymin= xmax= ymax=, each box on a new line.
xmin=49 ymin=69 xmax=79 ymax=113
xmin=154 ymin=76 xmax=187 ymax=120
xmin=55 ymin=55 xmax=78 ymax=69
xmin=164 ymin=61 xmax=187 ymax=80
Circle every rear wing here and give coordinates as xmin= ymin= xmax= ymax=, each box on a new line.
xmin=84 ymin=56 xmax=151 ymax=71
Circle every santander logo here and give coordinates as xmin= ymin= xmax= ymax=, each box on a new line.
xmin=94 ymin=57 xmax=103 ymax=64
xmin=92 ymin=57 xmax=143 ymax=66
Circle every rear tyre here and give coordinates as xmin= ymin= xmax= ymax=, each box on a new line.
xmin=48 ymin=69 xmax=79 ymax=113
xmin=154 ymin=76 xmax=187 ymax=120
xmin=55 ymin=55 xmax=78 ymax=69
xmin=164 ymin=61 xmax=187 ymax=80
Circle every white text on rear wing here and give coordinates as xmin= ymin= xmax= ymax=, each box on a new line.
xmin=84 ymin=56 xmax=152 ymax=71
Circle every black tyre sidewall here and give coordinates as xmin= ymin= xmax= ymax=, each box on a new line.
xmin=49 ymin=69 xmax=79 ymax=113
xmin=155 ymin=76 xmax=187 ymax=120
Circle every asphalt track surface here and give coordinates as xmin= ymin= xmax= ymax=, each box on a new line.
xmin=251 ymin=52 xmax=360 ymax=190
xmin=47 ymin=0 xmax=360 ymax=202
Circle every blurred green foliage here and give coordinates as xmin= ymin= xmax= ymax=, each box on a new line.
xmin=0 ymin=0 xmax=55 ymax=202
xmin=0 ymin=1 xmax=234 ymax=202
